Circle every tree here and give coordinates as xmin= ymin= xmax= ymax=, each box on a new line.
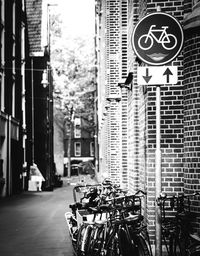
xmin=50 ymin=11 xmax=95 ymax=177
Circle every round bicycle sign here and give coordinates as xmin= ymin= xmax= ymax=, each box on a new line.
xmin=132 ymin=12 xmax=184 ymax=66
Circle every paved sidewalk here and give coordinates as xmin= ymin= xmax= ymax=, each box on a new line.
xmin=0 ymin=175 xmax=97 ymax=256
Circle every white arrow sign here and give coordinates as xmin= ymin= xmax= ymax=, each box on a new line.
xmin=137 ymin=66 xmax=178 ymax=85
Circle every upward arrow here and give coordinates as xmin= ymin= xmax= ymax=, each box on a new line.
xmin=143 ymin=68 xmax=152 ymax=83
xmin=163 ymin=68 xmax=173 ymax=83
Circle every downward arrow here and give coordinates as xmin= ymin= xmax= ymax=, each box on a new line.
xmin=163 ymin=68 xmax=173 ymax=83
xmin=143 ymin=68 xmax=152 ymax=83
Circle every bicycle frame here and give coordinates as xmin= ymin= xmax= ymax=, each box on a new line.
xmin=157 ymin=192 xmax=200 ymax=256
xmin=146 ymin=25 xmax=170 ymax=43
xmin=104 ymin=193 xmax=152 ymax=256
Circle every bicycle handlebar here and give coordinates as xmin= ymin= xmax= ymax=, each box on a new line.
xmin=158 ymin=191 xmax=199 ymax=201
xmin=157 ymin=191 xmax=200 ymax=210
xmin=106 ymin=189 xmax=146 ymax=202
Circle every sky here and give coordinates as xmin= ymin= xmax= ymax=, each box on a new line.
xmin=55 ymin=0 xmax=95 ymax=38
xmin=49 ymin=0 xmax=96 ymax=92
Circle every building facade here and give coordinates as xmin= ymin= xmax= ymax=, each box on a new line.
xmin=0 ymin=0 xmax=29 ymax=196
xmin=26 ymin=0 xmax=54 ymax=191
xmin=64 ymin=116 xmax=95 ymax=176
xmin=95 ymin=0 xmax=200 ymax=245
xmin=95 ymin=0 xmax=129 ymax=186
xmin=0 ymin=0 xmax=54 ymax=196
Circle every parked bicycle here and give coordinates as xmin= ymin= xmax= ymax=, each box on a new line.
xmin=65 ymin=180 xmax=152 ymax=256
xmin=100 ymin=190 xmax=152 ymax=256
xmin=157 ymin=192 xmax=200 ymax=256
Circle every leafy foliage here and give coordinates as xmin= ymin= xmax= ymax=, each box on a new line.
xmin=50 ymin=11 xmax=95 ymax=135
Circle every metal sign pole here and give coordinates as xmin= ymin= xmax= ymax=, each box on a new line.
xmin=155 ymin=84 xmax=162 ymax=256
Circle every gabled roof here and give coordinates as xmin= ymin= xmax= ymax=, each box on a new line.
xmin=25 ymin=0 xmax=44 ymax=56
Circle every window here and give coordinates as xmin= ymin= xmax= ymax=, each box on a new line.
xmin=74 ymin=117 xmax=81 ymax=125
xmin=74 ymin=142 xmax=81 ymax=156
xmin=22 ymin=0 xmax=25 ymax=11
xmin=21 ymin=23 xmax=26 ymax=128
xmin=12 ymin=1 xmax=16 ymax=116
xmin=0 ymin=0 xmax=5 ymax=111
xmin=90 ymin=142 xmax=94 ymax=156
xmin=12 ymin=82 xmax=15 ymax=116
xmin=12 ymin=1 xmax=16 ymax=34
xmin=74 ymin=125 xmax=81 ymax=138
xmin=74 ymin=117 xmax=81 ymax=138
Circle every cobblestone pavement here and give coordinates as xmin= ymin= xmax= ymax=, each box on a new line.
xmin=0 ymin=175 xmax=97 ymax=256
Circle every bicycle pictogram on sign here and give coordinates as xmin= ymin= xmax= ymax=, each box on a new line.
xmin=138 ymin=25 xmax=177 ymax=51
xmin=132 ymin=12 xmax=184 ymax=66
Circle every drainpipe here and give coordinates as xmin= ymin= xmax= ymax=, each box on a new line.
xmin=6 ymin=115 xmax=11 ymax=196
xmin=31 ymin=58 xmax=34 ymax=165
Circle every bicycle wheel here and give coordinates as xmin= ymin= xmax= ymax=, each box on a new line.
xmin=72 ymin=229 xmax=78 ymax=252
xmin=106 ymin=234 xmax=121 ymax=256
xmin=77 ymin=224 xmax=93 ymax=256
xmin=105 ymin=226 xmax=121 ymax=256
xmin=187 ymin=244 xmax=200 ymax=256
xmin=118 ymin=227 xmax=137 ymax=256
xmin=76 ymin=224 xmax=85 ymax=256
xmin=138 ymin=35 xmax=153 ymax=50
xmin=134 ymin=234 xmax=152 ymax=256
xmin=162 ymin=34 xmax=177 ymax=50
xmin=88 ymin=225 xmax=105 ymax=256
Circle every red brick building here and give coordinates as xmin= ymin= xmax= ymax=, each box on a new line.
xmin=95 ymin=0 xmax=200 ymax=247
xmin=64 ymin=116 xmax=95 ymax=176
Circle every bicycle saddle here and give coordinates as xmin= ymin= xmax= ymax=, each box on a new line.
xmin=70 ymin=202 xmax=82 ymax=211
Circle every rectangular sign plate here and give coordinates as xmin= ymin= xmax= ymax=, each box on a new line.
xmin=137 ymin=66 xmax=178 ymax=85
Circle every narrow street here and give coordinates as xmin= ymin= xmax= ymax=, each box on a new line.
xmin=0 ymin=2 xmax=199 ymax=256
xmin=0 ymin=179 xmax=77 ymax=256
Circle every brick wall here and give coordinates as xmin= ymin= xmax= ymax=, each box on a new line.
xmin=127 ymin=0 xmax=140 ymax=193
xmin=96 ymin=0 xmax=200 ymax=242
xmin=127 ymin=0 xmax=185 ymax=242
xmin=97 ymin=0 xmax=128 ymax=185
xmin=183 ymin=1 xmax=200 ymax=231
xmin=120 ymin=0 xmax=129 ymax=187
xmin=127 ymin=0 xmax=200 ymax=240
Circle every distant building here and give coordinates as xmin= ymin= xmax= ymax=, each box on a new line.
xmin=64 ymin=116 xmax=95 ymax=176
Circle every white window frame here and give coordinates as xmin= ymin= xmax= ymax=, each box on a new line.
xmin=12 ymin=81 xmax=15 ymax=116
xmin=12 ymin=1 xmax=16 ymax=116
xmin=74 ymin=142 xmax=81 ymax=156
xmin=90 ymin=142 xmax=94 ymax=156
xmin=74 ymin=125 xmax=81 ymax=138
xmin=0 ymin=0 xmax=5 ymax=111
